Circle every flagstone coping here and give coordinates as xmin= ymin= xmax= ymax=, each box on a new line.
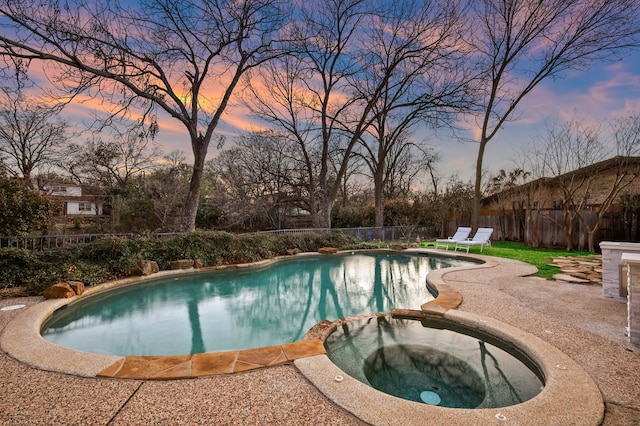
xmin=96 ymin=340 xmax=326 ymax=379
xmin=0 ymin=260 xmax=334 ymax=379
xmin=0 ymin=249 xmax=606 ymax=423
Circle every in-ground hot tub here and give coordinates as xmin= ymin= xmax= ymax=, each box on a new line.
xmin=324 ymin=315 xmax=543 ymax=409
xmin=295 ymin=309 xmax=604 ymax=425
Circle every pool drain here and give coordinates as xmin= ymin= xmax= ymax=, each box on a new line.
xmin=420 ymin=390 xmax=441 ymax=405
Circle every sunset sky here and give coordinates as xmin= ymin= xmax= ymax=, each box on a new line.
xmin=53 ymin=45 xmax=640 ymax=187
xmin=2 ymin=0 xmax=639 ymax=193
xmin=175 ymin=57 xmax=640 ymax=181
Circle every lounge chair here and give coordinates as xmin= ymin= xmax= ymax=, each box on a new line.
xmin=455 ymin=228 xmax=494 ymax=253
xmin=435 ymin=227 xmax=472 ymax=250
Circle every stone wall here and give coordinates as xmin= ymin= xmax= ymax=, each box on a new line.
xmin=600 ymin=242 xmax=640 ymax=299
xmin=622 ymin=253 xmax=640 ymax=347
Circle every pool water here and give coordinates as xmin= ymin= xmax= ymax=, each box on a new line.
xmin=325 ymin=316 xmax=544 ymax=409
xmin=42 ymin=252 xmax=475 ymax=356
xmin=364 ymin=344 xmax=486 ymax=408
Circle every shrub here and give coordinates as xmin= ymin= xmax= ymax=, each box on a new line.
xmin=0 ymin=230 xmax=370 ymax=295
xmin=0 ymin=248 xmax=66 ymax=293
xmin=0 ymin=179 xmax=56 ymax=235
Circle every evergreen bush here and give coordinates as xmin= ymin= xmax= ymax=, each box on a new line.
xmin=0 ymin=231 xmax=369 ymax=295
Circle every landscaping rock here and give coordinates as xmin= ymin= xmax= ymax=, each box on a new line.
xmin=138 ymin=260 xmax=159 ymax=276
xmin=194 ymin=258 xmax=203 ymax=268
xmin=67 ymin=281 xmax=85 ymax=295
xmin=287 ymin=248 xmax=301 ymax=256
xmin=44 ymin=283 xmax=76 ymax=299
xmin=391 ymin=244 xmax=408 ymax=250
xmin=318 ymin=247 xmax=338 ymax=254
xmin=169 ymin=259 xmax=195 ymax=270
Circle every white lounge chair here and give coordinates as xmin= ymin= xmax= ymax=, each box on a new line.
xmin=455 ymin=228 xmax=493 ymax=253
xmin=435 ymin=227 xmax=472 ymax=250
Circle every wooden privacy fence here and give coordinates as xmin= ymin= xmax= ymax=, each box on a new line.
xmin=448 ymin=209 xmax=634 ymax=251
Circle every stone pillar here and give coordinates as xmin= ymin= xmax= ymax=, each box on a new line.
xmin=600 ymin=242 xmax=640 ymax=299
xmin=621 ymin=253 xmax=640 ymax=347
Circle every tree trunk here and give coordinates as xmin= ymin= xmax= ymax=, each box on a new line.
xmin=180 ymin=141 xmax=208 ymax=232
xmin=374 ymin=194 xmax=384 ymax=228
xmin=374 ymin=171 xmax=384 ymax=228
xmin=472 ymin=139 xmax=488 ymax=229
xmin=319 ymin=197 xmax=333 ymax=228
xmin=563 ymin=210 xmax=575 ymax=251
xmin=588 ymin=230 xmax=597 ymax=253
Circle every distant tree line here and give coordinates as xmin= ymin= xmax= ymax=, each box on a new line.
xmin=0 ymin=0 xmax=639 ymax=236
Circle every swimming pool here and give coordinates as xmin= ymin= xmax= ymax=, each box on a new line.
xmin=42 ymin=251 xmax=477 ymax=356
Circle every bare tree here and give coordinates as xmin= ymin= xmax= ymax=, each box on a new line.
xmin=63 ymin=128 xmax=161 ymax=193
xmin=0 ymin=0 xmax=286 ymax=230
xmin=246 ymin=0 xmax=372 ymax=227
xmin=467 ymin=0 xmax=640 ymax=228
xmin=0 ymin=67 xmax=68 ymax=188
xmin=350 ymin=0 xmax=469 ymax=228
xmin=211 ymin=130 xmax=299 ymax=230
xmin=612 ymin=113 xmax=640 ymax=157
xmin=534 ymin=118 xmax=605 ymax=250
xmin=531 ymin=116 xmax=640 ymax=251
xmin=247 ymin=0 xmax=468 ymax=227
xmin=356 ymin=125 xmax=440 ymax=227
xmin=144 ymin=151 xmax=193 ymax=231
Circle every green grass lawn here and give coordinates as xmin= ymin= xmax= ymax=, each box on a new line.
xmin=420 ymin=240 xmax=592 ymax=279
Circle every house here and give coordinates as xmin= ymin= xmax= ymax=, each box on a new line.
xmin=477 ymin=156 xmax=640 ymax=248
xmin=41 ymin=182 xmax=106 ymax=216
xmin=483 ymin=156 xmax=640 ymax=212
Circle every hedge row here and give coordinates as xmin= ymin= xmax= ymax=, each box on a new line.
xmin=0 ymin=231 xmax=373 ymax=294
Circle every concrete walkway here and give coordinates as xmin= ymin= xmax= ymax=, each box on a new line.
xmin=1 ymin=254 xmax=639 ymax=425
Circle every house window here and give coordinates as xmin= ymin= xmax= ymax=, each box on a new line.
xmin=78 ymin=202 xmax=92 ymax=212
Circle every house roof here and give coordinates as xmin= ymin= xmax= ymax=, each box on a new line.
xmin=47 ymin=195 xmax=103 ymax=203
xmin=482 ymin=156 xmax=640 ymax=205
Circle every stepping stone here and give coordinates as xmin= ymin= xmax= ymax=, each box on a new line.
xmin=553 ymin=273 xmax=591 ymax=284
xmin=560 ymin=268 xmax=588 ymax=274
xmin=586 ymin=273 xmax=602 ymax=281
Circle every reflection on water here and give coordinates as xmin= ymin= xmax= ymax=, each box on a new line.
xmin=42 ymin=252 xmax=475 ymax=356
xmin=325 ymin=317 xmax=544 ymax=409
xmin=364 ymin=344 xmax=486 ymax=407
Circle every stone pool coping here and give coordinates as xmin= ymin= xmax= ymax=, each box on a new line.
xmin=0 ymin=256 xmax=332 ymax=378
xmin=0 ymin=248 xmax=605 ymax=426
xmin=1 ymin=249 xmax=483 ymax=379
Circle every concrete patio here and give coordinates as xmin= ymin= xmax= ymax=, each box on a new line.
xmin=1 ymin=253 xmax=638 ymax=425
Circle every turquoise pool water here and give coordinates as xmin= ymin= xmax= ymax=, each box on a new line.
xmin=42 ymin=251 xmax=476 ymax=356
